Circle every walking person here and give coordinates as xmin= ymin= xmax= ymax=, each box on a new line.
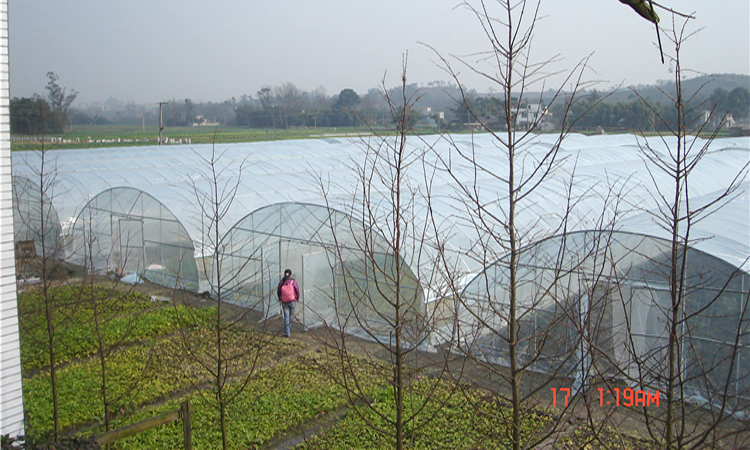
xmin=277 ymin=268 xmax=299 ymax=337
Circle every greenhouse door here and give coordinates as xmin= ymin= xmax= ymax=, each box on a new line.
xmin=301 ymin=250 xmax=336 ymax=330
xmin=259 ymin=243 xmax=280 ymax=321
xmin=117 ymin=218 xmax=144 ymax=274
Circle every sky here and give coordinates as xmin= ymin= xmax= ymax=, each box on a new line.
xmin=9 ymin=0 xmax=750 ymax=105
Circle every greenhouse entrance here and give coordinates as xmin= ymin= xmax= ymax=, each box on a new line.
xmin=116 ymin=218 xmax=144 ymax=275
xmin=217 ymin=202 xmax=425 ymax=342
xmin=301 ymin=250 xmax=337 ymax=330
xmin=230 ymin=240 xmax=339 ymax=330
xmin=68 ymin=187 xmax=199 ymax=291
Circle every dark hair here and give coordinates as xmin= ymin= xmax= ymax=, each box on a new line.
xmin=284 ymin=268 xmax=292 ymax=276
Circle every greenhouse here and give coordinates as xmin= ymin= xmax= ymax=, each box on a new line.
xmin=11 ymin=132 xmax=750 ymax=410
xmin=217 ymin=202 xmax=423 ymax=343
xmin=458 ymin=230 xmax=750 ymax=411
xmin=12 ymin=175 xmax=62 ymax=260
xmin=66 ymin=187 xmax=199 ymax=290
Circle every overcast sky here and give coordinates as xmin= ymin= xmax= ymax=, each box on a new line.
xmin=9 ymin=0 xmax=750 ymax=105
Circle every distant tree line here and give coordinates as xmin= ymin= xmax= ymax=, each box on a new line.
xmin=10 ymin=73 xmax=750 ymax=135
xmin=10 ymin=72 xmax=78 ymax=134
xmin=232 ymin=84 xmax=412 ymax=128
xmin=555 ymin=86 xmax=750 ymax=131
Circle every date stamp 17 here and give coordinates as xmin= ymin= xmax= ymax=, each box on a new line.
xmin=551 ymin=387 xmax=660 ymax=407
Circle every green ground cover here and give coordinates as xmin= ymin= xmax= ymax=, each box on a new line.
xmin=18 ymin=284 xmax=383 ymax=448
xmin=298 ymin=378 xmax=549 ymax=450
xmin=108 ymin=354 xmax=384 ymax=449
xmin=12 ymin=123 xmax=731 ymax=151
xmin=19 ymin=284 xmax=662 ymax=449
xmin=9 ymin=123 xmax=473 ymax=151
xmin=18 ymin=285 xmax=215 ymax=372
xmin=555 ymin=425 xmax=657 ymax=450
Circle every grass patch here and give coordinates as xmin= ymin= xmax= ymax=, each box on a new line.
xmin=10 ymin=123 xmax=460 ymax=151
xmin=10 ymin=125 xmax=372 ymax=151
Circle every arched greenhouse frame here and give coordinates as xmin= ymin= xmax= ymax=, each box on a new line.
xmin=458 ymin=230 xmax=750 ymax=413
xmin=11 ymin=175 xmax=62 ymax=259
xmin=68 ymin=187 xmax=199 ymax=290
xmin=9 ymin=133 xmax=749 ymax=412
xmin=215 ymin=202 xmax=425 ymax=342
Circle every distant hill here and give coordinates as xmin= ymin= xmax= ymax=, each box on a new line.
xmin=404 ymin=74 xmax=750 ymax=112
xmin=587 ymin=73 xmax=750 ymax=104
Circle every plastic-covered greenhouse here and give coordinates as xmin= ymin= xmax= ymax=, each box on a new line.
xmin=459 ymin=230 xmax=750 ymax=410
xmin=67 ymin=187 xmax=199 ymax=290
xmin=218 ymin=202 xmax=422 ymax=342
xmin=12 ymin=175 xmax=62 ymax=259
xmin=11 ymin=132 xmax=750 ymax=411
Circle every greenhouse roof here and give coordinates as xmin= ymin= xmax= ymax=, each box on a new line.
xmin=11 ymin=133 xmax=750 ymax=277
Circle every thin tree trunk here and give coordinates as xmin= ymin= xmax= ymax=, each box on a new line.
xmin=44 ymin=289 xmax=59 ymax=440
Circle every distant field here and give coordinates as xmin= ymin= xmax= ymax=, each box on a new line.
xmin=10 ymin=125 xmax=383 ymax=151
xmin=11 ymin=124 xmax=730 ymax=151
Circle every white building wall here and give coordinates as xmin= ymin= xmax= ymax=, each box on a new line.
xmin=0 ymin=0 xmax=24 ymax=437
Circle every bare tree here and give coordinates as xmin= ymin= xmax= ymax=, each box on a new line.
xmin=74 ymin=207 xmax=148 ymax=439
xmin=275 ymin=82 xmax=306 ymax=128
xmin=257 ymin=86 xmax=276 ymax=128
xmin=618 ymin=15 xmax=750 ymax=449
xmin=310 ymin=85 xmax=329 ymax=110
xmin=316 ymin=62 xmax=462 ymax=450
xmin=13 ymin=110 xmax=69 ymax=441
xmin=427 ymin=1 xmax=610 ymax=448
xmin=44 ymin=72 xmax=77 ymax=133
xmin=174 ymin=138 xmax=276 ymax=450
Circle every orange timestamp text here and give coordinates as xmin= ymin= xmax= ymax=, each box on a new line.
xmin=551 ymin=387 xmax=660 ymax=407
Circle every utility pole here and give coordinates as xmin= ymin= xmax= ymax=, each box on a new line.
xmin=158 ymin=102 xmax=168 ymax=145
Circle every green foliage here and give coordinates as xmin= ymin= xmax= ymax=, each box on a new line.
xmin=18 ymin=286 xmax=215 ymax=372
xmin=108 ymin=354 xmax=383 ymax=450
xmin=21 ymin=326 xmax=298 ymax=439
xmin=10 ymin=73 xmax=78 ymax=135
xmin=555 ymin=425 xmax=657 ymax=450
xmin=559 ymin=85 xmax=750 ymax=132
xmin=24 ymin=344 xmax=171 ymax=434
xmin=18 ymin=283 xmax=553 ymax=449
xmin=298 ymin=379 xmax=550 ymax=450
xmin=712 ymin=86 xmax=750 ymax=120
xmin=151 ymin=326 xmax=300 ymax=386
xmin=19 ymin=283 xmax=328 ymax=444
xmin=10 ymin=125 xmax=371 ymax=151
xmin=10 ymin=97 xmax=54 ymax=135
xmin=333 ymin=89 xmax=361 ymax=110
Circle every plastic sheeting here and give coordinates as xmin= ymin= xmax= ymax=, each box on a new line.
xmin=217 ymin=202 xmax=424 ymax=344
xmin=12 ymin=176 xmax=62 ymax=258
xmin=457 ymin=230 xmax=750 ymax=411
xmin=11 ymin=133 xmax=749 ymax=287
xmin=10 ymin=132 xmax=749 ymax=412
xmin=67 ymin=187 xmax=199 ymax=290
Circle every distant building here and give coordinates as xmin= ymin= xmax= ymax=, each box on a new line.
xmin=516 ymin=103 xmax=554 ymax=131
xmin=193 ymin=115 xmax=220 ymax=127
